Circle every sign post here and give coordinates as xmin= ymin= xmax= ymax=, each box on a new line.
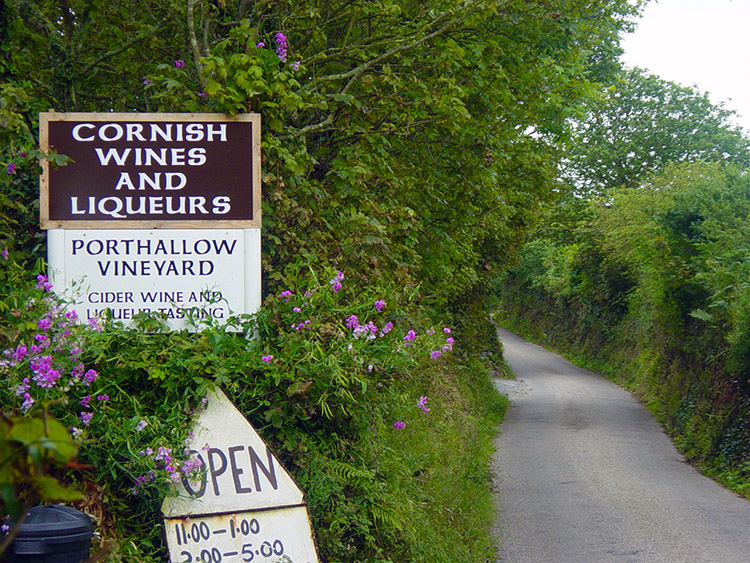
xmin=40 ymin=113 xmax=320 ymax=559
xmin=40 ymin=112 xmax=261 ymax=329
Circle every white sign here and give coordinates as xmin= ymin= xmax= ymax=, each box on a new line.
xmin=47 ymin=229 xmax=261 ymax=330
xmin=165 ymin=507 xmax=317 ymax=563
xmin=162 ymin=388 xmax=320 ymax=563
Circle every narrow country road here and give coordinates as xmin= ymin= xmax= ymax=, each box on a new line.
xmin=492 ymin=327 xmax=750 ymax=563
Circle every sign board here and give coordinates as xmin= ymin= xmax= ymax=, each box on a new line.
xmin=47 ymin=229 xmax=260 ymax=330
xmin=164 ymin=507 xmax=317 ymax=563
xmin=39 ymin=112 xmax=261 ymax=229
xmin=162 ymin=388 xmax=320 ymax=563
xmin=40 ymin=112 xmax=262 ymax=329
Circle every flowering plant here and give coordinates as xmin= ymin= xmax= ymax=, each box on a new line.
xmin=0 ymin=260 xmax=97 ymax=526
xmin=1 ymin=275 xmax=103 ymax=433
xmin=142 ymin=19 xmax=306 ymax=117
xmin=230 ymin=264 xmax=455 ymax=431
xmin=1 ymin=256 xmax=463 ymax=561
xmin=0 ymin=257 xmax=205 ymax=524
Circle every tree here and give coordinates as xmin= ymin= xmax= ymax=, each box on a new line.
xmin=1 ymin=1 xmax=652 ymax=560
xmin=562 ymin=67 xmax=750 ymax=196
xmin=1 ymin=0 xmax=643 ymax=305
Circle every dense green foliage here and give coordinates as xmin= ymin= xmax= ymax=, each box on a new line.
xmin=561 ymin=68 xmax=750 ymax=196
xmin=1 ymin=256 xmax=508 ymax=562
xmin=1 ymin=0 xmax=641 ymax=300
xmin=499 ymin=67 xmax=750 ymax=496
xmin=0 ymin=0 xmax=645 ymax=560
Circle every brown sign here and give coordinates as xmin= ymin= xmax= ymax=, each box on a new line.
xmin=40 ymin=112 xmax=261 ymax=229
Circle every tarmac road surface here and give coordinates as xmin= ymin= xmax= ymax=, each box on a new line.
xmin=492 ymin=327 xmax=750 ymax=563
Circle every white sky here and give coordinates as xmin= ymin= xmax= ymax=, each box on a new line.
xmin=619 ymin=0 xmax=750 ymax=133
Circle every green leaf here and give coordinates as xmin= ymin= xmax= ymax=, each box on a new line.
xmin=287 ymin=380 xmax=313 ymax=397
xmin=8 ymin=417 xmax=78 ymax=462
xmin=41 ymin=418 xmax=79 ymax=462
xmin=0 ymin=483 xmax=24 ymax=520
xmin=8 ymin=417 xmax=45 ymax=445
xmin=689 ymin=308 xmax=714 ymax=322
xmin=31 ymin=475 xmax=84 ymax=502
xmin=268 ymin=118 xmax=284 ymax=132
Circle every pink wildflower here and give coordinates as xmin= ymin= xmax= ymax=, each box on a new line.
xmin=279 ymin=290 xmax=293 ymax=302
xmin=275 ymin=32 xmax=288 ymax=62
xmin=403 ymin=330 xmax=417 ymax=346
xmin=417 ymin=396 xmax=430 ymax=412
xmin=330 ymin=271 xmax=344 ymax=293
xmin=83 ymin=369 xmax=98 ymax=385
xmin=21 ymin=393 xmax=34 ymax=412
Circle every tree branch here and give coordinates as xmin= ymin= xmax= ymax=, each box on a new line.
xmin=288 ymin=1 xmax=494 ymax=139
xmin=78 ymin=34 xmax=149 ymax=79
xmin=187 ymin=0 xmax=207 ymax=88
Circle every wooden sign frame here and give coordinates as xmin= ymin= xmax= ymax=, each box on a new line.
xmin=39 ymin=112 xmax=261 ymax=230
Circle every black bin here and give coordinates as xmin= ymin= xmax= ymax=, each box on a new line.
xmin=4 ymin=505 xmax=93 ymax=563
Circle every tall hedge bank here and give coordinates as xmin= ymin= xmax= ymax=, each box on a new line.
xmin=497 ymin=163 xmax=750 ymax=497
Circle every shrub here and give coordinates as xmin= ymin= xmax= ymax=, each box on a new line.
xmin=1 ymin=254 xmax=483 ymax=561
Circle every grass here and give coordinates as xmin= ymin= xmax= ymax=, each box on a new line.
xmin=361 ymin=358 xmax=509 ymax=562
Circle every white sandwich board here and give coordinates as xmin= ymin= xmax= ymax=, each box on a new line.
xmin=161 ymin=388 xmax=320 ymax=563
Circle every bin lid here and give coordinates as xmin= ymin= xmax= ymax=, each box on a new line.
xmin=9 ymin=505 xmax=93 ymax=538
